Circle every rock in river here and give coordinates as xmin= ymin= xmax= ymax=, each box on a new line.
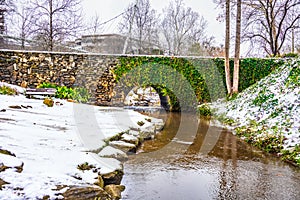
xmin=102 ymin=170 xmax=124 ymax=185
xmin=104 ymin=184 xmax=125 ymax=200
xmin=62 ymin=186 xmax=111 ymax=200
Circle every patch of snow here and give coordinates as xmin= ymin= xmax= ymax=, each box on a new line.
xmin=0 ymin=93 xmax=162 ymax=199
xmin=128 ymin=130 xmax=140 ymax=137
xmin=0 ymin=154 xmax=23 ymax=169
xmin=121 ymin=133 xmax=139 ymax=143
xmin=109 ymin=141 xmax=136 ymax=148
xmin=98 ymin=146 xmax=128 ymax=161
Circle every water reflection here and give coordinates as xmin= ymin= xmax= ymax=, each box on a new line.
xmin=122 ymin=112 xmax=300 ymax=200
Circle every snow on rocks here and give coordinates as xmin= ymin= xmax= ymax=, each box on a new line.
xmin=0 ymin=154 xmax=23 ymax=173
xmin=0 ymin=90 xmax=164 ymax=199
xmin=109 ymin=141 xmax=137 ymax=153
xmin=98 ymin=146 xmax=128 ymax=161
xmin=0 ymin=82 xmax=25 ymax=94
xmin=120 ymin=133 xmax=139 ymax=145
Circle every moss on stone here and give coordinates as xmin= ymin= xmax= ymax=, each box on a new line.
xmin=43 ymin=98 xmax=54 ymax=107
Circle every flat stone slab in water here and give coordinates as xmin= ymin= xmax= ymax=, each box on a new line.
xmin=121 ymin=134 xmax=139 ymax=145
xmin=109 ymin=141 xmax=137 ymax=153
xmin=98 ymin=146 xmax=128 ymax=161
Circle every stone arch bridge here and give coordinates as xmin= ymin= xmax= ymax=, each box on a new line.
xmin=0 ymin=50 xmax=226 ymax=111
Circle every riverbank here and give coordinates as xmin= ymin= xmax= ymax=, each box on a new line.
xmin=0 ymin=84 xmax=164 ymax=199
xmin=209 ymin=58 xmax=299 ymax=166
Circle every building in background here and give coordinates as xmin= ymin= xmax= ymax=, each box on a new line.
xmin=72 ymin=34 xmax=163 ymax=55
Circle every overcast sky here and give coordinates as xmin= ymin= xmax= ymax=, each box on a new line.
xmin=82 ymin=0 xmax=225 ymax=45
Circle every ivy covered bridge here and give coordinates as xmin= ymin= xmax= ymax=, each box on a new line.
xmin=0 ymin=50 xmax=281 ymax=111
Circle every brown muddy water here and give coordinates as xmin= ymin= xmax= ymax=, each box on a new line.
xmin=121 ymin=111 xmax=300 ymax=200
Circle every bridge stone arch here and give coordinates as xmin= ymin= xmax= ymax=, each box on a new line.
xmin=74 ymin=55 xmax=227 ymax=112
xmin=97 ymin=59 xmax=200 ymax=112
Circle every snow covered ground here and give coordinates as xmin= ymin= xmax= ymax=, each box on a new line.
xmin=0 ymin=84 xmax=163 ymax=199
xmin=211 ymin=58 xmax=300 ymax=164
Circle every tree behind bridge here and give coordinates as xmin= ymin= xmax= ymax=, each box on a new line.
xmin=119 ymin=0 xmax=159 ymax=54
xmin=161 ymin=0 xmax=208 ymax=56
xmin=32 ymin=0 xmax=83 ymax=51
xmin=4 ymin=0 xmax=83 ymax=51
xmin=243 ymin=0 xmax=300 ymax=56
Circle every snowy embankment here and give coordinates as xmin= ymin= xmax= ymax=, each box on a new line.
xmin=0 ymin=83 xmax=163 ymax=199
xmin=212 ymin=58 xmax=300 ymax=165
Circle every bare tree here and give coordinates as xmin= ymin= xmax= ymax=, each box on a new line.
xmin=233 ymin=0 xmax=241 ymax=94
xmin=214 ymin=0 xmax=242 ymax=94
xmin=83 ymin=13 xmax=102 ymax=35
xmin=4 ymin=0 xmax=37 ymax=49
xmin=187 ymin=36 xmax=216 ymax=56
xmin=0 ymin=0 xmax=6 ymax=46
xmin=224 ymin=0 xmax=232 ymax=95
xmin=161 ymin=0 xmax=208 ymax=55
xmin=243 ymin=0 xmax=300 ymax=56
xmin=119 ymin=0 xmax=159 ymax=54
xmin=31 ymin=0 xmax=83 ymax=51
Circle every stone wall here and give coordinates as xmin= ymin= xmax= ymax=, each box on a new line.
xmin=0 ymin=50 xmax=121 ymax=105
xmin=0 ymin=50 xmax=192 ymax=109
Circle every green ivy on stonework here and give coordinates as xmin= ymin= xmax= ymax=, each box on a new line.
xmin=114 ymin=56 xmax=210 ymax=111
xmin=213 ymin=58 xmax=284 ymax=92
xmin=113 ymin=57 xmax=283 ymax=111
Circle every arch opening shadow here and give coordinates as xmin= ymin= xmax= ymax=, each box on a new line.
xmin=123 ymin=85 xmax=172 ymax=111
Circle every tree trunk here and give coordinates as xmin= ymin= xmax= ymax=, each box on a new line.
xmin=21 ymin=33 xmax=25 ymax=49
xmin=123 ymin=5 xmax=136 ymax=54
xmin=225 ymin=0 xmax=232 ymax=95
xmin=291 ymin=27 xmax=295 ymax=53
xmin=270 ymin=1 xmax=278 ymax=56
xmin=49 ymin=0 xmax=53 ymax=51
xmin=233 ymin=0 xmax=241 ymax=94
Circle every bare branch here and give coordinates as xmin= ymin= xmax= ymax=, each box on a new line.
xmin=243 ymin=0 xmax=300 ymax=56
xmin=161 ymin=0 xmax=208 ymax=55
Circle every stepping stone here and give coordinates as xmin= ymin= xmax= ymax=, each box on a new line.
xmin=109 ymin=141 xmax=137 ymax=153
xmin=98 ymin=146 xmax=128 ymax=161
xmin=121 ymin=134 xmax=139 ymax=145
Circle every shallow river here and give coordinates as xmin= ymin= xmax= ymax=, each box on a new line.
xmin=121 ymin=111 xmax=300 ymax=200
